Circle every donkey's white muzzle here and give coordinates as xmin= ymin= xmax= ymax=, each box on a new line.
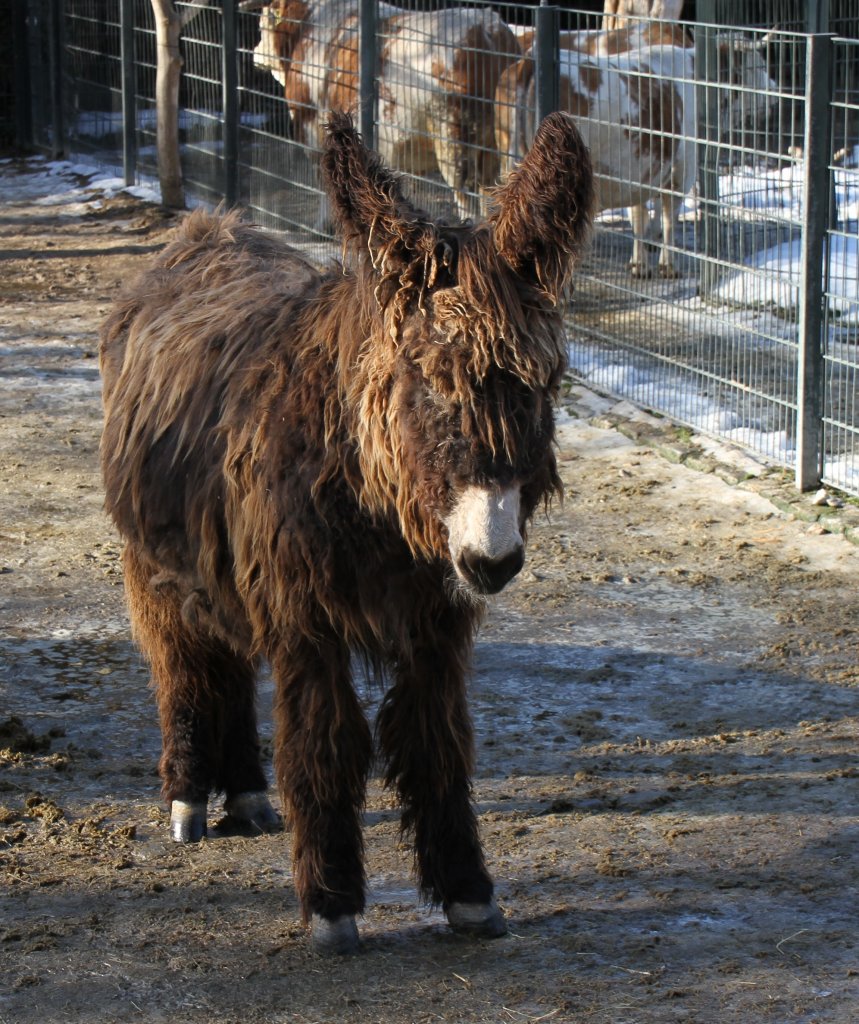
xmin=445 ymin=484 xmax=525 ymax=595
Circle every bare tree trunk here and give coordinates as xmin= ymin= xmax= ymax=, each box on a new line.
xmin=149 ymin=0 xmax=213 ymax=210
xmin=150 ymin=0 xmax=184 ymax=209
xmin=602 ymin=0 xmax=683 ymax=30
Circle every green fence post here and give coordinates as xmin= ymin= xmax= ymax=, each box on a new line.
xmin=358 ymin=0 xmax=376 ymax=150
xmin=120 ymin=0 xmax=137 ymax=186
xmin=222 ymin=0 xmax=238 ymax=206
xmin=534 ymin=1 xmax=559 ymax=127
xmin=795 ymin=30 xmax=833 ymax=491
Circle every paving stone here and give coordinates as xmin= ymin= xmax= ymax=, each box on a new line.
xmin=577 ymin=403 xmax=859 ymax=542
xmin=587 ymin=414 xmax=623 ymax=431
xmin=684 ymin=454 xmax=715 ymax=474
xmin=845 ymin=526 xmax=859 ymax=546
xmin=713 ymin=463 xmax=753 ymax=486
xmin=655 ymin=441 xmax=691 ymax=463
xmin=818 ymin=512 xmax=846 ymax=534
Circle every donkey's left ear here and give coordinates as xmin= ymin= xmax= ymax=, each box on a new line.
xmin=489 ymin=111 xmax=594 ymax=302
xmin=322 ymin=112 xmax=439 ymax=270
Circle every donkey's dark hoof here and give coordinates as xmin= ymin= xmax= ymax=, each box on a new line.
xmin=224 ymin=791 xmax=281 ymax=833
xmin=310 ymin=914 xmax=360 ymax=955
xmin=170 ymin=800 xmax=208 ymax=843
xmin=446 ymin=898 xmax=507 ymax=938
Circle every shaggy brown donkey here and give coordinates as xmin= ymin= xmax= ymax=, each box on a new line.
xmin=100 ymin=111 xmax=593 ymax=954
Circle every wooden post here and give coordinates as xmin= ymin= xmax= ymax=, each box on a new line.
xmin=150 ymin=0 xmax=185 ymax=209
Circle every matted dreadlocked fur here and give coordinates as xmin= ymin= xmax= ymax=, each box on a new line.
xmin=99 ymin=110 xmax=593 ymax=949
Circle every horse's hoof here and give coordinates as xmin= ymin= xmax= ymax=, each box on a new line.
xmin=628 ymin=264 xmax=653 ymax=279
xmin=170 ymin=800 xmax=208 ymax=843
xmin=446 ymin=898 xmax=508 ymax=938
xmin=310 ymin=914 xmax=360 ymax=955
xmin=224 ymin=791 xmax=281 ymax=833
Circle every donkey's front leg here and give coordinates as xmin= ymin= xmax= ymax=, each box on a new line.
xmin=270 ymin=632 xmax=372 ymax=955
xmin=377 ymin=617 xmax=506 ymax=939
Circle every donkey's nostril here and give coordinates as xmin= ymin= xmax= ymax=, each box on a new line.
xmin=459 ymin=545 xmax=525 ymax=595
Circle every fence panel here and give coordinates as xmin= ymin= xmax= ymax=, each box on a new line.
xmin=63 ymin=0 xmax=123 ymax=171
xmin=17 ymin=0 xmax=859 ymax=498
xmin=130 ymin=0 xmax=157 ymax=187
xmin=548 ymin=13 xmax=806 ymax=474
xmin=236 ymin=0 xmax=336 ymax=247
xmin=174 ymin=2 xmax=226 ymax=205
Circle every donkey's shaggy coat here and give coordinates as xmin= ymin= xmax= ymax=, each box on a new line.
xmin=100 ymin=112 xmax=592 ymax=952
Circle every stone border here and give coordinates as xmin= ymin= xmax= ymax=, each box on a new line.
xmin=560 ymin=384 xmax=859 ymax=546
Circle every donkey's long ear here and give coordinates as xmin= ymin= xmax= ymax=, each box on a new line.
xmin=489 ymin=111 xmax=594 ymax=302
xmin=321 ymin=112 xmax=439 ymax=269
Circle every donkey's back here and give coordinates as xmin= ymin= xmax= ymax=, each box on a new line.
xmin=100 ymin=210 xmax=324 ymax=581
xmin=101 ymin=209 xmax=320 ymax=404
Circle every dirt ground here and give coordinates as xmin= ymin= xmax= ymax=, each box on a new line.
xmin=1 ymin=159 xmax=858 ymax=1024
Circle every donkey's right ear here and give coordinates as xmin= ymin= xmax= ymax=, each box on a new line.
xmin=321 ymin=112 xmax=439 ymax=271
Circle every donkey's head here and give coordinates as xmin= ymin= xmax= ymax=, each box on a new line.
xmin=322 ymin=112 xmax=593 ymax=596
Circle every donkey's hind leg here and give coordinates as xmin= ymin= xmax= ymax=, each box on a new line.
xmin=217 ymin=666 xmax=280 ymax=835
xmin=123 ymin=547 xmax=274 ymax=841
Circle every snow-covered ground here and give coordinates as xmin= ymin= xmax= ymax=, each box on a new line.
xmin=0 ymin=155 xmax=161 ymax=208
xmin=713 ymin=151 xmax=859 ymax=318
xmin=576 ymin=152 xmax=859 ymax=495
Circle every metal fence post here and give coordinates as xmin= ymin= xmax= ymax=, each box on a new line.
xmin=806 ymin=0 xmax=829 ymax=34
xmin=222 ymin=0 xmax=239 ymax=206
xmin=47 ymin=0 xmax=65 ymax=158
xmin=795 ymin=30 xmax=833 ymax=491
xmin=534 ymin=1 xmax=559 ymax=127
xmin=120 ymin=0 xmax=137 ymax=186
xmin=13 ymin=0 xmax=33 ymax=148
xmin=695 ymin=0 xmax=721 ymax=299
xmin=358 ymin=0 xmax=377 ymax=149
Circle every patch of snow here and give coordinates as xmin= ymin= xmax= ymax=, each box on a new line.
xmin=1 ymin=156 xmax=162 ymax=209
xmin=711 ymin=159 xmax=859 ymax=319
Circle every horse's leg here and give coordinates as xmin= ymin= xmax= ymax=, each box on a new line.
xmin=377 ymin=606 xmax=506 ymax=938
xmin=657 ymin=192 xmax=681 ymax=279
xmin=628 ymin=202 xmax=653 ymax=278
xmin=426 ymin=93 xmax=483 ymax=221
xmin=123 ymin=547 xmax=273 ymax=841
xmin=270 ymin=628 xmax=372 ymax=955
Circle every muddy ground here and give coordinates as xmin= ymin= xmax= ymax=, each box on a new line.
xmin=1 ymin=159 xmax=858 ymax=1024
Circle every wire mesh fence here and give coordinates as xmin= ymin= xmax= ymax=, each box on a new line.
xmin=12 ymin=0 xmax=859 ymax=497
xmin=63 ymin=0 xmax=124 ymax=170
xmin=560 ymin=18 xmax=809 ymax=476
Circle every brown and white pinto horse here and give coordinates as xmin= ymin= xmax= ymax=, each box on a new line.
xmin=99 ymin=112 xmax=593 ymax=953
xmin=497 ymin=24 xmax=777 ymax=278
xmin=253 ymin=0 xmax=520 ymax=221
xmin=496 ymin=41 xmax=696 ymax=278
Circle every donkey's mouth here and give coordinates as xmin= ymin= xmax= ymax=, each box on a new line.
xmin=455 ymin=545 xmax=525 ymax=595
